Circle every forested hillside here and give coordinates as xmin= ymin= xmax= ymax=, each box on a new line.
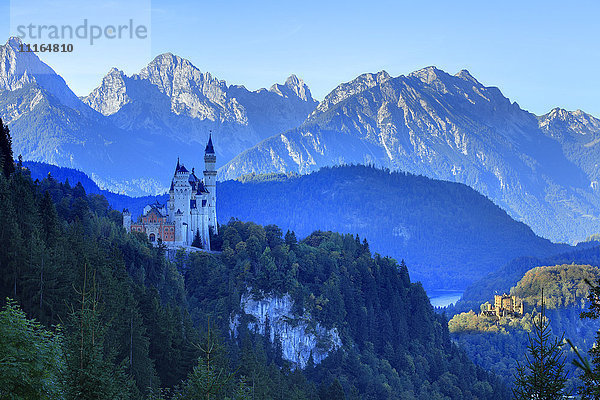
xmin=451 ymin=243 xmax=600 ymax=314
xmin=0 ymin=158 xmax=508 ymax=398
xmin=450 ymin=264 xmax=600 ymax=393
xmin=26 ymin=163 xmax=568 ymax=291
xmin=217 ymin=165 xmax=567 ymax=290
xmin=0 ymin=162 xmax=200 ymax=398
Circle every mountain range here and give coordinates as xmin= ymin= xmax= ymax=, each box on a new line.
xmin=1 ymin=36 xmax=599 ymax=242
xmin=219 ymin=68 xmax=600 ymax=243
xmin=0 ymin=37 xmax=317 ymax=195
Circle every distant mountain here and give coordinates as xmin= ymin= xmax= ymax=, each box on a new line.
xmin=219 ymin=67 xmax=600 ymax=243
xmin=215 ymin=165 xmax=568 ymax=290
xmin=4 ymin=35 xmax=599 ymax=242
xmin=538 ymin=107 xmax=600 ymax=183
xmin=0 ymin=37 xmax=317 ymax=195
xmin=0 ymin=37 xmax=89 ymax=112
xmin=0 ymin=38 xmax=148 ymax=191
xmin=81 ymin=53 xmax=317 ymax=164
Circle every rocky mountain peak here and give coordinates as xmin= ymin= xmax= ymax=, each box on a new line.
xmin=547 ymin=107 xmax=568 ymax=118
xmin=0 ymin=37 xmax=88 ymax=112
xmin=540 ymin=107 xmax=600 ymax=138
xmin=270 ymin=74 xmax=316 ymax=103
xmin=137 ymin=52 xmax=226 ymax=100
xmin=107 ymin=67 xmax=124 ymax=76
xmin=309 ymin=70 xmax=391 ymax=117
xmin=1 ymin=37 xmax=56 ymax=90
xmin=455 ymin=69 xmax=480 ymax=84
xmin=285 ymin=74 xmax=301 ymax=86
xmin=7 ymin=36 xmax=23 ymax=49
xmin=408 ymin=66 xmax=447 ymax=85
xmin=82 ymin=67 xmax=131 ymax=116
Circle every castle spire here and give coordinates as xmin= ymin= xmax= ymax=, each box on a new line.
xmin=175 ymin=157 xmax=181 ymax=174
xmin=205 ymin=132 xmax=215 ymax=155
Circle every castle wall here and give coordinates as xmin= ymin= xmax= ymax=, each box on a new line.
xmin=126 ymin=136 xmax=217 ymax=249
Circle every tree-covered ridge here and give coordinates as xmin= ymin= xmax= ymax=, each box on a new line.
xmin=180 ymin=221 xmax=510 ymax=399
xmin=451 ymin=244 xmax=600 ymax=314
xmin=448 ymin=311 xmax=533 ymax=334
xmin=511 ymin=264 xmax=600 ymax=310
xmin=0 ymin=160 xmax=510 ymax=399
xmin=0 ymin=161 xmax=201 ymax=398
xmin=449 ymin=264 xmax=600 ymax=393
xmin=449 ymin=264 xmax=600 ymax=334
xmin=217 ymin=164 xmax=566 ymax=290
xmin=24 ymin=162 xmax=568 ymax=291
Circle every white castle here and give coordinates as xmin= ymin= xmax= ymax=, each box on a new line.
xmin=123 ymin=135 xmax=217 ymax=250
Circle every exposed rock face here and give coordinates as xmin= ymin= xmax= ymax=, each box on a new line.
xmin=220 ymin=67 xmax=600 ymax=243
xmin=231 ymin=292 xmax=342 ymax=368
xmin=0 ymin=37 xmax=88 ymax=112
xmin=538 ymin=107 xmax=600 ymax=182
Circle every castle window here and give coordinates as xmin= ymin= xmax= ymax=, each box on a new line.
xmin=149 ymin=234 xmax=156 ymax=242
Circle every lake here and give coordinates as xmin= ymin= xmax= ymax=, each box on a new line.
xmin=428 ymin=290 xmax=464 ymax=308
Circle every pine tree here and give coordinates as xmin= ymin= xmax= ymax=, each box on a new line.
xmin=570 ymin=278 xmax=600 ymax=398
xmin=0 ymin=175 xmax=24 ymax=300
xmin=0 ymin=118 xmax=15 ymax=178
xmin=513 ymin=289 xmax=568 ymax=399
xmin=319 ymin=379 xmax=346 ymax=400
xmin=179 ymin=319 xmax=250 ymax=400
xmin=0 ymin=299 xmax=66 ymax=399
xmin=284 ymin=230 xmax=297 ymax=248
xmin=192 ymin=229 xmax=203 ymax=249
xmin=64 ymin=266 xmax=134 ymax=400
xmin=39 ymin=190 xmax=60 ymax=248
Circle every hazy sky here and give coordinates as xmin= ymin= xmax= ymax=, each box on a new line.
xmin=2 ymin=0 xmax=600 ymax=116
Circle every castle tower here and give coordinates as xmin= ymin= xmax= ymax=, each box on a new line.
xmin=123 ymin=209 xmax=132 ymax=232
xmin=173 ymin=160 xmax=193 ymax=244
xmin=203 ymin=133 xmax=218 ymax=235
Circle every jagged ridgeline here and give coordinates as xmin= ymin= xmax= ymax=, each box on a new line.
xmin=0 ymin=165 xmax=508 ymax=399
xmin=217 ymin=165 xmax=566 ymax=290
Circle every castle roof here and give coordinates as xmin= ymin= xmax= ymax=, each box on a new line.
xmin=174 ymin=157 xmax=181 ymax=174
xmin=179 ymin=164 xmax=189 ymax=173
xmin=188 ymin=169 xmax=199 ymax=188
xmin=147 ymin=203 xmax=165 ymax=217
xmin=205 ymin=133 xmax=215 ymax=154
xmin=196 ymin=180 xmax=209 ymax=194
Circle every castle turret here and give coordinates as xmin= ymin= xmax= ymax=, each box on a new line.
xmin=123 ymin=209 xmax=132 ymax=232
xmin=172 ymin=161 xmax=193 ymax=244
xmin=203 ymin=133 xmax=217 ymax=235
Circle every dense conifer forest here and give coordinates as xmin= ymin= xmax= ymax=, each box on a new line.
xmin=216 ymin=166 xmax=566 ymax=290
xmin=24 ymin=162 xmax=569 ymax=291
xmin=0 ymin=160 xmax=508 ymax=398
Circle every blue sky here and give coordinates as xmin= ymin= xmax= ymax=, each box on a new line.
xmin=2 ymin=0 xmax=600 ymax=116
